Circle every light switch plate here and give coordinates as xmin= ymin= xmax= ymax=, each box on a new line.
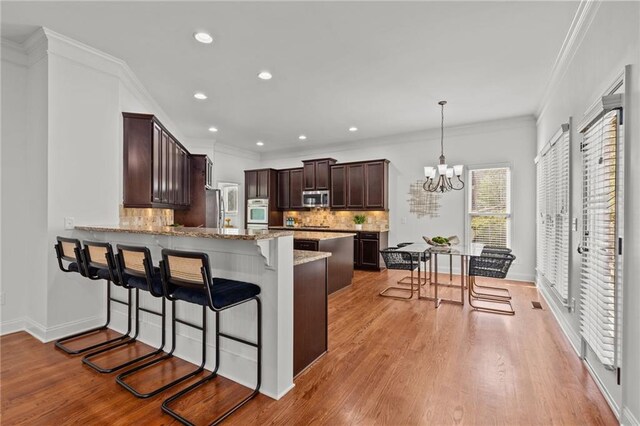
xmin=64 ymin=217 xmax=75 ymax=230
xmin=572 ymin=217 xmax=578 ymax=231
xmin=401 ymin=217 xmax=407 ymax=224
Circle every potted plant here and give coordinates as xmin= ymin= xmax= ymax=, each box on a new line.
xmin=353 ymin=214 xmax=366 ymax=230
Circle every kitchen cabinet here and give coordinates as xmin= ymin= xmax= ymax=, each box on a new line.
xmin=353 ymin=231 xmax=388 ymax=271
xmin=330 ymin=165 xmax=347 ymax=209
xmin=294 ymin=256 xmax=328 ymax=376
xmin=302 ymin=158 xmax=336 ymax=191
xmin=347 ymin=163 xmax=365 ymax=209
xmin=276 ymin=168 xmax=304 ymax=210
xmin=292 ymin=234 xmax=354 ymax=294
xmin=277 ymin=170 xmax=290 ymax=209
xmin=294 ymin=240 xmax=319 ymax=251
xmin=330 ymin=159 xmax=389 ymax=211
xmin=178 ymin=155 xmax=231 ymax=228
xmin=244 ymin=168 xmax=282 ymax=227
xmin=246 ymin=169 xmax=271 ymax=199
xmin=290 ymin=169 xmax=304 ymax=209
xmin=123 ymin=112 xmax=190 ymax=209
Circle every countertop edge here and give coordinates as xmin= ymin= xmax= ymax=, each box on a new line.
xmin=294 ymin=249 xmax=332 ymax=266
xmin=75 ymin=225 xmax=294 ymax=240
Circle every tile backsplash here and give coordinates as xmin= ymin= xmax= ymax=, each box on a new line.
xmin=283 ymin=209 xmax=389 ymax=229
xmin=119 ymin=206 xmax=174 ymax=227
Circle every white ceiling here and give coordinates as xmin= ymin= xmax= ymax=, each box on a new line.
xmin=2 ymin=1 xmax=578 ymax=152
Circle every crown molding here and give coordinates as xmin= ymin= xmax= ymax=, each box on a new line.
xmin=35 ymin=27 xmax=187 ymax=142
xmin=0 ymin=38 xmax=28 ymax=67
xmin=215 ymin=143 xmax=261 ymax=161
xmin=536 ymin=0 xmax=602 ymax=122
xmin=261 ymin=114 xmax=535 ymax=162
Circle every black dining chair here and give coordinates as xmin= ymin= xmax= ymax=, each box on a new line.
xmin=379 ymin=248 xmax=422 ymax=299
xmin=468 ymin=252 xmax=516 ymax=315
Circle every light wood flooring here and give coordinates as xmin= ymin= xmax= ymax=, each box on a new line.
xmin=0 ymin=270 xmax=617 ymax=425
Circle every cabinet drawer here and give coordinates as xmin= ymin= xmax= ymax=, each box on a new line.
xmin=358 ymin=232 xmax=379 ymax=240
xmin=294 ymin=240 xmax=319 ymax=251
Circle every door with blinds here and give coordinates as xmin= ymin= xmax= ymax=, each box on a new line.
xmin=578 ymin=95 xmax=624 ymax=369
xmin=536 ymin=124 xmax=570 ymax=303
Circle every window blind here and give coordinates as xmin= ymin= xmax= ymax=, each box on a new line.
xmin=535 ymin=125 xmax=570 ymax=303
xmin=579 ymin=109 xmax=621 ymax=368
xmin=469 ymin=167 xmax=511 ymax=247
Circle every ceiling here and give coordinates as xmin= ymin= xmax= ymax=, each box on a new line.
xmin=2 ymin=1 xmax=578 ymax=152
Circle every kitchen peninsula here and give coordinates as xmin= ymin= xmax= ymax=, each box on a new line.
xmin=73 ymin=224 xmax=296 ymax=399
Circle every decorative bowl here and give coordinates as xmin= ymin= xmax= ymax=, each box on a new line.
xmin=423 ymin=235 xmax=460 ymax=247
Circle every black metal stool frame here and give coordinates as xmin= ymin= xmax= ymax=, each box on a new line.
xmin=159 ymin=249 xmax=262 ymax=426
xmin=115 ymin=245 xmax=206 ymax=398
xmin=81 ymin=242 xmax=171 ymax=374
xmin=54 ymin=237 xmax=133 ymax=356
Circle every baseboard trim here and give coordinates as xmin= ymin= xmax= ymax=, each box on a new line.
xmin=622 ymin=407 xmax=640 ymax=426
xmin=0 ymin=317 xmax=28 ymax=336
xmin=537 ymin=281 xmax=581 ymax=354
xmin=1 ymin=315 xmax=106 ymax=343
xmin=538 ymin=280 xmax=621 ymax=419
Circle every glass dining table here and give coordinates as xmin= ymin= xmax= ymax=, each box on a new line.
xmin=398 ymin=242 xmax=485 ymax=308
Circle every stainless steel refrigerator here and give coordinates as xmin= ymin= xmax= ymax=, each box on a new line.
xmin=205 ymin=189 xmax=225 ymax=228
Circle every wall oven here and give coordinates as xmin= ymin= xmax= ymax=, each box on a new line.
xmin=247 ymin=199 xmax=269 ymax=224
xmin=302 ymin=190 xmax=330 ymax=208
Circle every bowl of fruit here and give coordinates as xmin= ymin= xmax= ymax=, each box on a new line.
xmin=423 ymin=235 xmax=460 ymax=248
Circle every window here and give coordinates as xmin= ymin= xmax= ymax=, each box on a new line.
xmin=468 ymin=167 xmax=511 ymax=248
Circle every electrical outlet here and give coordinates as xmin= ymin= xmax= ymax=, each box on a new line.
xmin=401 ymin=217 xmax=407 ymax=224
xmin=64 ymin=217 xmax=75 ymax=230
xmin=0 ymin=292 xmax=5 ymax=306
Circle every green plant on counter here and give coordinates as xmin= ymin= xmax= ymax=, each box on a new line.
xmin=353 ymin=214 xmax=367 ymax=225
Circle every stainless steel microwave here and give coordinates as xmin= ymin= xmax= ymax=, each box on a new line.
xmin=302 ymin=190 xmax=330 ymax=208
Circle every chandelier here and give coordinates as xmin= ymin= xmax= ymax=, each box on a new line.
xmin=423 ymin=100 xmax=464 ymax=192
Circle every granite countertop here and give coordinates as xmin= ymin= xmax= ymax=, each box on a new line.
xmin=292 ymin=231 xmax=356 ymax=241
xmin=271 ymin=225 xmax=388 ymax=233
xmin=294 ymin=249 xmax=332 ymax=266
xmin=75 ymin=225 xmax=294 ymax=240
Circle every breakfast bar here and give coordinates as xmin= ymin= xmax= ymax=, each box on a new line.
xmin=73 ymin=225 xmax=296 ymax=400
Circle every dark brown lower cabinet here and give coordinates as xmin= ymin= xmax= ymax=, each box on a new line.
xmin=294 ymin=257 xmax=328 ymax=377
xmin=353 ymin=231 xmax=389 ymax=271
xmin=293 ymin=236 xmax=354 ymax=294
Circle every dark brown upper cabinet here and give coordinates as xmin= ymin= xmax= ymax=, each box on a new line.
xmin=330 ymin=159 xmax=389 ymax=211
xmin=246 ymin=169 xmax=271 ymax=199
xmin=123 ymin=112 xmax=191 ymax=210
xmin=347 ymin=163 xmax=365 ymax=209
xmin=330 ymin=165 xmax=347 ymax=209
xmin=302 ymin=158 xmax=337 ymax=191
xmin=276 ymin=168 xmax=304 ymax=210
xmin=290 ymin=169 xmax=304 ymax=209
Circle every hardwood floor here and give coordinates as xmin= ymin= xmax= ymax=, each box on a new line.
xmin=1 ymin=270 xmax=617 ymax=425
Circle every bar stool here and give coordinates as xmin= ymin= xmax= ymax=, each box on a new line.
xmin=159 ymin=249 xmax=262 ymax=425
xmin=468 ymin=252 xmax=516 ymax=315
xmin=81 ymin=240 xmax=162 ymax=373
xmin=471 ymin=246 xmax=513 ymax=301
xmin=379 ymin=248 xmax=421 ymax=299
xmin=115 ymin=244 xmax=204 ymax=398
xmin=53 ymin=237 xmax=132 ymax=355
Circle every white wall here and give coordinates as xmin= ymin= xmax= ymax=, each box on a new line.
xmin=535 ymin=2 xmax=640 ymax=423
xmin=1 ymin=41 xmax=29 ymax=331
xmin=261 ymin=116 xmax=537 ymax=281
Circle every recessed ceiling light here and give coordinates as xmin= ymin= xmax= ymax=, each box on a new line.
xmin=256 ymin=141 xmax=264 ymax=146
xmin=194 ymin=32 xmax=213 ymax=44
xmin=208 ymin=127 xmax=218 ymax=132
xmin=258 ymin=71 xmax=273 ymax=80
xmin=194 ymin=92 xmax=208 ymax=100
xmin=298 ymin=135 xmax=307 ymax=140
xmin=349 ymin=127 xmax=358 ymax=132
